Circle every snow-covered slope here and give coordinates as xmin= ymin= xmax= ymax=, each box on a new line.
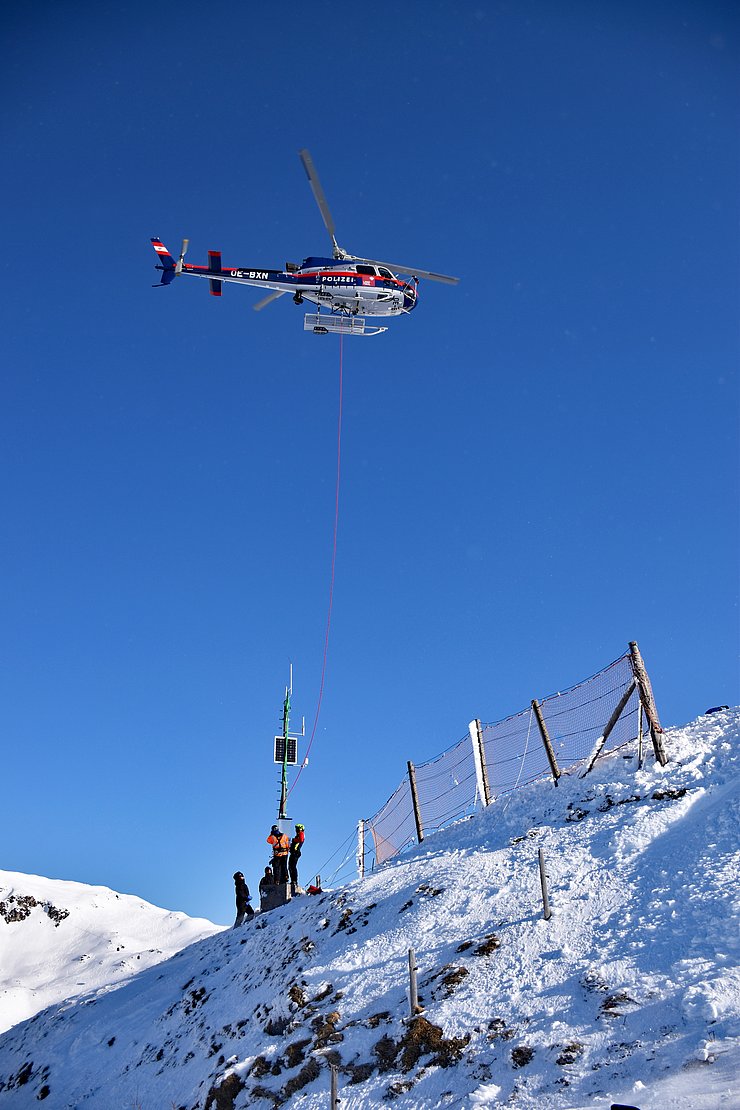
xmin=0 ymin=871 xmax=221 ymax=1035
xmin=0 ymin=709 xmax=737 ymax=1109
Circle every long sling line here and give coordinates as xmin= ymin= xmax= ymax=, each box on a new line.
xmin=288 ymin=333 xmax=343 ymax=799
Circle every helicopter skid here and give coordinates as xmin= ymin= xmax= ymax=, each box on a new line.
xmin=303 ymin=313 xmax=387 ymax=337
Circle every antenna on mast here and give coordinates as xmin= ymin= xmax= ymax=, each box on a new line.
xmin=273 ymin=663 xmax=305 ymax=822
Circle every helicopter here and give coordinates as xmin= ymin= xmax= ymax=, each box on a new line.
xmin=151 ymin=150 xmax=458 ymax=336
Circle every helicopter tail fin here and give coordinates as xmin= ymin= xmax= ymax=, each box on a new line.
xmin=151 ymin=238 xmax=177 ymax=285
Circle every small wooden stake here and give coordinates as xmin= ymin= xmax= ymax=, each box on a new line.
xmin=538 ymin=847 xmax=552 ymax=921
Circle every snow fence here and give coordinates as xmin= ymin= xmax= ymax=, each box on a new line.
xmin=359 ymin=643 xmax=664 ymax=873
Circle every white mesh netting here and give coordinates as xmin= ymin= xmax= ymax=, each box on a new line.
xmin=361 ymin=649 xmax=651 ymax=872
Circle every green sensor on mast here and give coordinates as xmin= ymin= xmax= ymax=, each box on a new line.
xmin=274 ymin=664 xmax=305 ymax=823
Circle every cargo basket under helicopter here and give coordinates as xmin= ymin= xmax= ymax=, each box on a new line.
xmin=304 ymin=313 xmax=387 ymax=337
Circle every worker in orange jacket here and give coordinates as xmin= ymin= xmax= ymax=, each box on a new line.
xmin=267 ymin=824 xmax=290 ymax=884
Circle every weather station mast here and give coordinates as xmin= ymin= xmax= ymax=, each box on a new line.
xmin=274 ymin=665 xmax=305 ymax=829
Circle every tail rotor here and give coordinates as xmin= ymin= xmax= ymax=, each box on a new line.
xmin=175 ymin=238 xmax=189 ymax=276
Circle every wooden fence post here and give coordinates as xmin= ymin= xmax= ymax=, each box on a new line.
xmin=407 ymin=761 xmax=424 ymax=845
xmin=330 ymin=1063 xmax=339 ymax=1106
xmin=538 ymin=847 xmax=552 ymax=921
xmin=629 ymin=641 xmax=668 ymax=766
xmin=469 ymin=719 xmax=492 ymax=807
xmin=580 ymin=679 xmax=637 ymax=777
xmin=357 ymin=820 xmax=365 ymax=880
xmin=532 ymin=700 xmax=561 ymax=786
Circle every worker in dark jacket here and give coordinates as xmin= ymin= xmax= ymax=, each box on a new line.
xmin=267 ymin=824 xmax=290 ymax=884
xmin=289 ymin=823 xmax=305 ymax=894
xmin=232 ymin=871 xmax=254 ymax=927
xmin=258 ymin=865 xmax=274 ymax=908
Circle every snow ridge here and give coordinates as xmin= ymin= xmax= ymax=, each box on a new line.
xmin=0 ymin=709 xmax=737 ymax=1109
xmin=0 ymin=871 xmax=220 ymax=1036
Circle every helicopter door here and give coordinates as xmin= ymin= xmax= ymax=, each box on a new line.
xmin=355 ymin=264 xmax=379 ymax=308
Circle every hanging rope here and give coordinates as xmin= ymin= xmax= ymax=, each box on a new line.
xmin=288 ymin=334 xmax=343 ymax=799
xmin=512 ymin=705 xmax=534 ymax=794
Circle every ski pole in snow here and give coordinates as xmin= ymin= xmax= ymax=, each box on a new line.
xmin=538 ymin=847 xmax=552 ymax=921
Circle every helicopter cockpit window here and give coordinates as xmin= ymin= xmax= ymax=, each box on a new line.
xmin=377 ymin=267 xmax=394 ymax=280
xmin=355 ymin=264 xmax=376 ymax=276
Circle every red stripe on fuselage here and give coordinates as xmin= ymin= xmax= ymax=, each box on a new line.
xmin=298 ymin=270 xmax=403 ymax=285
xmin=181 ymin=264 xmax=404 ymax=287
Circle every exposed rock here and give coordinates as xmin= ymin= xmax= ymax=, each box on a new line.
xmin=347 ymin=1061 xmax=375 ymax=1084
xmin=373 ymin=1017 xmax=470 ymax=1074
xmin=440 ymin=966 xmax=469 ymax=996
xmin=0 ymin=896 xmax=69 ymax=928
xmin=282 ymin=1057 xmax=320 ymax=1098
xmin=487 ymin=1017 xmax=515 ymax=1042
xmin=384 ymin=1079 xmax=414 ymax=1099
xmin=600 ymin=991 xmax=636 ymax=1017
xmin=249 ymin=1056 xmax=271 ymax=1079
xmin=652 ymin=787 xmax=687 ymax=801
xmin=288 ymin=984 xmax=308 ymax=1009
xmin=398 ymin=1015 xmax=469 ymax=1071
xmin=474 ymin=935 xmax=501 ymax=957
xmin=204 ymin=1072 xmax=245 ymax=1110
xmin=284 ymin=1039 xmax=311 ymax=1069
xmin=556 ymin=1041 xmax=584 ymax=1065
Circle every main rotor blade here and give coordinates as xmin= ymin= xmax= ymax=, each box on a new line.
xmin=299 ymin=148 xmax=339 ymax=251
xmin=252 ymin=290 xmax=287 ymax=312
xmin=355 ymin=256 xmax=459 ymax=285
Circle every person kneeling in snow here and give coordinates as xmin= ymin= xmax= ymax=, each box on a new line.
xmin=232 ymin=871 xmax=254 ymax=927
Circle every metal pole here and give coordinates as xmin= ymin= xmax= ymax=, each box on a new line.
xmin=278 ymin=680 xmax=291 ymax=820
xmin=532 ymin=700 xmax=561 ymax=786
xmin=407 ymin=761 xmax=424 ymax=845
xmin=538 ymin=847 xmax=552 ymax=921
xmin=408 ymin=948 xmax=419 ymax=1016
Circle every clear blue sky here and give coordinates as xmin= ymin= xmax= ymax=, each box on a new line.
xmin=2 ymin=0 xmax=737 ymax=925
